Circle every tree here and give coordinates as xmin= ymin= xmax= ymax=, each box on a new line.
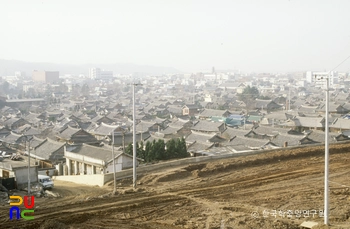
xmin=239 ymin=86 xmax=259 ymax=103
xmin=153 ymin=139 xmax=166 ymax=160
xmin=81 ymin=83 xmax=90 ymax=97
xmin=2 ymin=81 xmax=10 ymax=94
xmin=144 ymin=141 xmax=153 ymax=162
xmin=176 ymin=137 xmax=188 ymax=158
xmin=165 ymin=138 xmax=176 ymax=159
xmin=125 ymin=143 xmax=133 ymax=156
xmin=137 ymin=141 xmax=145 ymax=160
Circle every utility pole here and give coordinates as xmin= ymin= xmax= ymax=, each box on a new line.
xmin=132 ymin=82 xmax=142 ymax=189
xmin=288 ymin=87 xmax=291 ymax=111
xmin=112 ymin=130 xmax=116 ymax=194
xmin=27 ymin=139 xmax=30 ymax=195
xmin=316 ymin=74 xmax=330 ymax=225
xmin=324 ymin=76 xmax=329 ymax=225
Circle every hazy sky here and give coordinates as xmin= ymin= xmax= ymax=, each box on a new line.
xmin=1 ymin=0 xmax=350 ymax=73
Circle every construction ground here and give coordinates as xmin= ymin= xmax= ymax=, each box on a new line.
xmin=1 ymin=143 xmax=350 ymax=229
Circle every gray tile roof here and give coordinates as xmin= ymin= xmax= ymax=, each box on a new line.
xmin=222 ymin=136 xmax=269 ymax=149
xmin=30 ymin=136 xmax=46 ymax=148
xmin=187 ymin=141 xmax=213 ymax=151
xmin=67 ymin=144 xmax=123 ymax=163
xmin=306 ymin=130 xmax=338 ymax=144
xmin=57 ymin=125 xmax=81 ymax=139
xmin=270 ymin=134 xmax=306 ymax=147
xmin=33 ymin=138 xmax=65 ymax=161
xmin=91 ymin=122 xmax=120 ymax=136
xmin=185 ymin=131 xmax=216 ymax=144
xmin=191 ymin=120 xmax=225 ymax=133
xmin=199 ymin=109 xmax=230 ymax=117
xmin=222 ymin=127 xmax=252 ymax=138
xmin=159 ymin=126 xmax=181 ymax=135
xmin=1 ymin=131 xmax=25 ymax=144
xmin=253 ymin=125 xmax=291 ymax=135
xmin=330 ymin=118 xmax=350 ymax=130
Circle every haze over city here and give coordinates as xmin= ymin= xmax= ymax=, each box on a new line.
xmin=1 ymin=0 xmax=350 ymax=73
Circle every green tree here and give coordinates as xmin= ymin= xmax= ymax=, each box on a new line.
xmin=137 ymin=141 xmax=145 ymax=160
xmin=165 ymin=138 xmax=176 ymax=159
xmin=239 ymin=86 xmax=260 ymax=103
xmin=125 ymin=143 xmax=133 ymax=155
xmin=176 ymin=137 xmax=188 ymax=158
xmin=153 ymin=139 xmax=166 ymax=160
xmin=144 ymin=141 xmax=153 ymax=162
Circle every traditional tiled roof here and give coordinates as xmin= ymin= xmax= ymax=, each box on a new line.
xmin=330 ymin=118 xmax=350 ymax=130
xmin=91 ymin=122 xmax=120 ymax=136
xmin=253 ymin=125 xmax=291 ymax=136
xmin=23 ymin=112 xmax=42 ymax=123
xmin=306 ymin=130 xmax=338 ymax=144
xmin=135 ymin=120 xmax=159 ymax=132
xmin=68 ymin=144 xmax=112 ymax=162
xmin=30 ymin=136 xmax=46 ymax=148
xmin=56 ymin=125 xmax=76 ymax=138
xmin=22 ymin=127 xmax=42 ymax=136
xmin=191 ymin=120 xmax=225 ymax=133
xmin=222 ymin=135 xmax=269 ymax=149
xmin=1 ymin=131 xmax=25 ymax=144
xmin=222 ymin=127 xmax=253 ymax=139
xmin=283 ymin=116 xmax=325 ymax=128
xmin=199 ymin=109 xmax=230 ymax=117
xmin=33 ymin=138 xmax=66 ymax=160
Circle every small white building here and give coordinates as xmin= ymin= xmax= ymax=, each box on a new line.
xmin=64 ymin=144 xmax=140 ymax=175
xmin=0 ymin=156 xmax=38 ymax=190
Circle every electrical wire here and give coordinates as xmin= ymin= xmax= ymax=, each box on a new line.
xmin=330 ymin=55 xmax=350 ymax=72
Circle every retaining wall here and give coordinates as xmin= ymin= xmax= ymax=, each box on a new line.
xmin=55 ymin=141 xmax=350 ymax=187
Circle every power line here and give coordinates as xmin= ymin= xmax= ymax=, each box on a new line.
xmin=330 ymin=55 xmax=350 ymax=72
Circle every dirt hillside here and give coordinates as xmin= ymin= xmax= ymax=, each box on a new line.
xmin=1 ymin=143 xmax=350 ymax=229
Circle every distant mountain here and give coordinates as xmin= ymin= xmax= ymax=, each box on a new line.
xmin=0 ymin=59 xmax=182 ymax=76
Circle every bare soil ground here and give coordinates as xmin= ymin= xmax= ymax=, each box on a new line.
xmin=1 ymin=143 xmax=350 ymax=229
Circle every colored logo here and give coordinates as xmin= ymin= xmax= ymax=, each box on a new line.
xmin=9 ymin=196 xmax=35 ymax=220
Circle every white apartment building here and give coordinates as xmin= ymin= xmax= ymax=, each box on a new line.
xmin=89 ymin=68 xmax=113 ymax=79
xmin=306 ymin=71 xmax=338 ymax=88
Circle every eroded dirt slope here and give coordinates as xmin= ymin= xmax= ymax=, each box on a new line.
xmin=1 ymin=143 xmax=350 ymax=229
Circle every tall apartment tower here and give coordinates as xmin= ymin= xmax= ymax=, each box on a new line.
xmin=89 ymin=68 xmax=101 ymax=79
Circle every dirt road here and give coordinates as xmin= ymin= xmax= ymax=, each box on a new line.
xmin=1 ymin=143 xmax=350 ymax=228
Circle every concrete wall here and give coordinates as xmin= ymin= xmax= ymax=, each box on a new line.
xmin=103 ymin=141 xmax=350 ymax=185
xmin=14 ymin=167 xmax=38 ymax=188
xmin=53 ymin=174 xmax=105 ymax=187
xmin=55 ymin=141 xmax=350 ymax=187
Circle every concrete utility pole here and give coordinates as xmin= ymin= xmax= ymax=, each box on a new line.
xmin=324 ymin=76 xmax=330 ymax=225
xmin=27 ymin=140 xmax=30 ymax=195
xmin=132 ymin=82 xmax=142 ymax=189
xmin=112 ymin=130 xmax=116 ymax=194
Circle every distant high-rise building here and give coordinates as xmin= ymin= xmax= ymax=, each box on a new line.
xmin=32 ymin=70 xmax=59 ymax=83
xmin=89 ymin=68 xmax=101 ymax=79
xmin=306 ymin=71 xmax=338 ymax=88
xmin=89 ymin=68 xmax=113 ymax=79
xmin=15 ymin=71 xmax=26 ymax=78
